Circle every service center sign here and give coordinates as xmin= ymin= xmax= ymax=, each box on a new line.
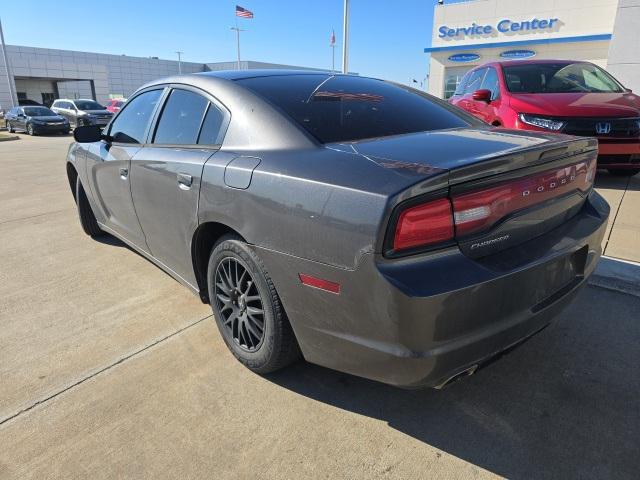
xmin=438 ymin=18 xmax=560 ymax=38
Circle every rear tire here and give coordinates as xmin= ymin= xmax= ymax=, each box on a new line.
xmin=207 ymin=235 xmax=300 ymax=374
xmin=75 ymin=177 xmax=103 ymax=237
xmin=608 ymin=168 xmax=640 ymax=177
xmin=6 ymin=121 xmax=14 ymax=133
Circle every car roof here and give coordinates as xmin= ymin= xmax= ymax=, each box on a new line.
xmin=196 ymin=69 xmax=331 ymax=81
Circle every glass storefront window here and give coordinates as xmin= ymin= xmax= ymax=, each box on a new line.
xmin=443 ymin=67 xmax=472 ymax=99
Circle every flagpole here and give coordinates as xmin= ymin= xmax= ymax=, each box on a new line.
xmin=341 ymin=0 xmax=349 ymax=74
xmin=331 ymin=45 xmax=335 ymax=73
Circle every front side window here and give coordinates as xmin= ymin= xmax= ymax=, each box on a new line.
xmin=480 ymin=67 xmax=500 ymax=99
xmin=463 ymin=68 xmax=487 ymax=95
xmin=109 ymin=89 xmax=163 ymax=144
xmin=503 ymin=62 xmax=625 ymax=93
xmin=153 ymin=89 xmax=208 ymax=145
xmin=237 ymin=74 xmax=475 ymax=143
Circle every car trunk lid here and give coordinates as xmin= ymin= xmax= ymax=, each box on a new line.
xmin=354 ymin=128 xmax=599 ymax=258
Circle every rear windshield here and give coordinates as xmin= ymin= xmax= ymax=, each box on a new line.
xmin=503 ymin=62 xmax=625 ymax=94
xmin=74 ymin=100 xmax=105 ymax=110
xmin=236 ymin=75 xmax=475 ymax=143
xmin=24 ymin=106 xmax=55 ymax=116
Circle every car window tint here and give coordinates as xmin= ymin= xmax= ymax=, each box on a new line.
xmin=480 ymin=67 xmax=500 ymax=99
xmin=237 ymin=75 xmax=474 ymax=144
xmin=197 ymin=104 xmax=225 ymax=145
xmin=463 ymin=69 xmax=487 ymax=95
xmin=153 ymin=89 xmax=208 ymax=145
xmin=110 ymin=89 xmax=162 ymax=144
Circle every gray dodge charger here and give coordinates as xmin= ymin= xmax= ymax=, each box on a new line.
xmin=67 ymin=70 xmax=609 ymax=388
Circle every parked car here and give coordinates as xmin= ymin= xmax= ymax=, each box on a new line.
xmin=51 ymin=99 xmax=113 ymax=128
xmin=105 ymin=98 xmax=126 ymax=114
xmin=449 ymin=60 xmax=640 ymax=176
xmin=67 ymin=71 xmax=609 ymax=388
xmin=5 ymin=105 xmax=70 ymax=135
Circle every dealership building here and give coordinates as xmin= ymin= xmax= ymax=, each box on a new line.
xmin=0 ymin=43 xmax=326 ymax=109
xmin=426 ymin=0 xmax=640 ymax=98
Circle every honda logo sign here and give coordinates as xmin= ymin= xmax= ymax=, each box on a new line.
xmin=595 ymin=122 xmax=612 ymax=135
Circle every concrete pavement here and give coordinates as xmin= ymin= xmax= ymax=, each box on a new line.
xmin=1 ymin=135 xmax=639 ymax=479
xmin=594 ymin=172 xmax=640 ymax=263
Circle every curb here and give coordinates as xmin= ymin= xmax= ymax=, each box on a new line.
xmin=0 ymin=134 xmax=19 ymax=142
xmin=589 ymin=256 xmax=640 ymax=297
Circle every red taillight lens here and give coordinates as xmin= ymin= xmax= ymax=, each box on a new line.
xmin=393 ymin=198 xmax=454 ymax=251
xmin=452 ymin=157 xmax=595 ymax=237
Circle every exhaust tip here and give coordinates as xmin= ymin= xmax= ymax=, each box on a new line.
xmin=434 ymin=364 xmax=478 ymax=390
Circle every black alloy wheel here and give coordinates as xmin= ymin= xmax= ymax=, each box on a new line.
xmin=207 ymin=236 xmax=301 ymax=373
xmin=214 ymin=257 xmax=265 ymax=352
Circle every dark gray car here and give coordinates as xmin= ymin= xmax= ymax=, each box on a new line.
xmin=5 ymin=105 xmax=70 ymax=135
xmin=67 ymin=71 xmax=609 ymax=388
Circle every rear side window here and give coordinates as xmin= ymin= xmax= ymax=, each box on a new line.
xmin=197 ymin=104 xmax=226 ymax=145
xmin=110 ymin=89 xmax=163 ymax=144
xmin=153 ymin=89 xmax=209 ymax=145
xmin=237 ymin=75 xmax=473 ymax=143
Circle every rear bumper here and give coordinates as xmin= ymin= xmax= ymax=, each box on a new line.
xmin=256 ymin=191 xmax=610 ymax=388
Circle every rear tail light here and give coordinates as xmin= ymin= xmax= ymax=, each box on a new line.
xmin=452 ymin=157 xmax=595 ymax=237
xmin=388 ymin=157 xmax=595 ymax=255
xmin=393 ymin=198 xmax=454 ymax=251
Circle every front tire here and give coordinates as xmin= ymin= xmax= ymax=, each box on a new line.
xmin=27 ymin=123 xmax=35 ymax=136
xmin=75 ymin=177 xmax=103 ymax=237
xmin=6 ymin=121 xmax=14 ymax=133
xmin=608 ymin=168 xmax=640 ymax=177
xmin=207 ymin=236 xmax=300 ymax=373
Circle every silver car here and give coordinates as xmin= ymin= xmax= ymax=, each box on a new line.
xmin=51 ymin=98 xmax=113 ymax=128
xmin=67 ymin=71 xmax=609 ymax=388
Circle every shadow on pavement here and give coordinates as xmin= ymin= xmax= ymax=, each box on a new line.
xmin=93 ymin=234 xmax=128 ymax=248
xmin=595 ymin=170 xmax=634 ymax=191
xmin=266 ymin=285 xmax=639 ymax=479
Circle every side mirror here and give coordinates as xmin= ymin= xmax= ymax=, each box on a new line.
xmin=74 ymin=125 xmax=103 ymax=143
xmin=472 ymin=89 xmax=492 ymax=102
xmin=625 ymin=88 xmax=633 ymax=93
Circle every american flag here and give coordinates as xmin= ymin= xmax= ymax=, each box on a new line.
xmin=330 ymin=29 xmax=336 ymax=46
xmin=236 ymin=5 xmax=254 ymax=18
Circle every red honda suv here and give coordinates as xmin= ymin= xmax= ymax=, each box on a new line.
xmin=449 ymin=60 xmax=640 ymax=176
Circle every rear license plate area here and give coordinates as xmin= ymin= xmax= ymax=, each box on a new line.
xmin=531 ymin=246 xmax=587 ymax=312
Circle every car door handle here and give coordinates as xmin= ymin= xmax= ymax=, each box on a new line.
xmin=119 ymin=168 xmax=128 ymax=179
xmin=177 ymin=173 xmax=192 ymax=189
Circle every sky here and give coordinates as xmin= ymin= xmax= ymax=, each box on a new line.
xmin=0 ymin=0 xmax=441 ymax=87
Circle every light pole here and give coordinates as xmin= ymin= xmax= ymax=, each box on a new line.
xmin=341 ymin=0 xmax=349 ymax=74
xmin=0 ymin=17 xmax=17 ymax=108
xmin=175 ymin=51 xmax=183 ymax=74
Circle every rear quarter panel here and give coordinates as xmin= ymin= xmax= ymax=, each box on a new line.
xmin=198 ymin=147 xmax=398 ymax=270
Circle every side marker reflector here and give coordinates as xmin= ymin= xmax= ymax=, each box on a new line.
xmin=299 ymin=273 xmax=341 ymax=294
